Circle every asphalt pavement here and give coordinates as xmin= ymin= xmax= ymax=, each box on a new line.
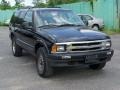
xmin=0 ymin=27 xmax=120 ymax=90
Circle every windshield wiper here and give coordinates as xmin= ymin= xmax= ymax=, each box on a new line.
xmin=58 ymin=24 xmax=83 ymax=27
xmin=38 ymin=24 xmax=84 ymax=28
xmin=38 ymin=24 xmax=59 ymax=28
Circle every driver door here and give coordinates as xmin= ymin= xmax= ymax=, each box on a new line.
xmin=20 ymin=10 xmax=36 ymax=53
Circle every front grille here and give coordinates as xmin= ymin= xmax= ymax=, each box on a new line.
xmin=66 ymin=40 xmax=108 ymax=52
xmin=55 ymin=39 xmax=111 ymax=53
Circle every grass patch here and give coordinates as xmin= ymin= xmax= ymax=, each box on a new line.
xmin=0 ymin=22 xmax=8 ymax=26
xmin=0 ymin=22 xmax=5 ymax=26
xmin=102 ymin=29 xmax=120 ymax=35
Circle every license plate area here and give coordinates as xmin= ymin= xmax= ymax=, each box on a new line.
xmin=85 ymin=54 xmax=98 ymax=63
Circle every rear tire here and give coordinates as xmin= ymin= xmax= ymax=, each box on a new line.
xmin=36 ymin=48 xmax=53 ymax=78
xmin=12 ymin=38 xmax=22 ymax=57
xmin=89 ymin=62 xmax=106 ymax=70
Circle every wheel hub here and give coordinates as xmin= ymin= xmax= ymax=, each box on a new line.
xmin=38 ymin=54 xmax=44 ymax=73
xmin=12 ymin=42 xmax=16 ymax=54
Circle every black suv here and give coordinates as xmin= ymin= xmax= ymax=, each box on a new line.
xmin=9 ymin=8 xmax=114 ymax=77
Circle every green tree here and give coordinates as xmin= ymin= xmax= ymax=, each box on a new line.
xmin=33 ymin=0 xmax=47 ymax=7
xmin=0 ymin=0 xmax=11 ymax=10
xmin=14 ymin=0 xmax=24 ymax=8
xmin=47 ymin=0 xmax=80 ymax=7
xmin=36 ymin=3 xmax=47 ymax=7
xmin=33 ymin=0 xmax=41 ymax=5
xmin=47 ymin=0 xmax=97 ymax=7
xmin=33 ymin=0 xmax=96 ymax=8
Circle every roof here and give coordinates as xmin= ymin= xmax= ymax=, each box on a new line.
xmin=18 ymin=7 xmax=71 ymax=11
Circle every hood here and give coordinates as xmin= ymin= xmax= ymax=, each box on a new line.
xmin=40 ymin=26 xmax=109 ymax=43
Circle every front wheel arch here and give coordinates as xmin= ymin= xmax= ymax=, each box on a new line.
xmin=35 ymin=42 xmax=49 ymax=55
xmin=10 ymin=33 xmax=14 ymax=40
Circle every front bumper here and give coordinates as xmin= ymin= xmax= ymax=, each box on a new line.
xmin=47 ymin=49 xmax=114 ymax=67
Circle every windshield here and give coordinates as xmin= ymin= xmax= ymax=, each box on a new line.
xmin=37 ymin=9 xmax=85 ymax=26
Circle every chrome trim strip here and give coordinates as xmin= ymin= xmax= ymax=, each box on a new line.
xmin=55 ymin=39 xmax=111 ymax=45
xmin=17 ymin=39 xmax=34 ymax=48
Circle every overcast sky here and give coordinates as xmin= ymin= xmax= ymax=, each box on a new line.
xmin=0 ymin=0 xmax=46 ymax=6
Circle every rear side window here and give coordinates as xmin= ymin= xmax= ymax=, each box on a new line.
xmin=10 ymin=10 xmax=27 ymax=25
xmin=84 ymin=15 xmax=93 ymax=20
xmin=10 ymin=11 xmax=20 ymax=24
xmin=80 ymin=15 xmax=87 ymax=21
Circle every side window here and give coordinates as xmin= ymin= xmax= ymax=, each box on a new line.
xmin=80 ymin=15 xmax=88 ymax=25
xmin=18 ymin=11 xmax=26 ymax=24
xmin=80 ymin=15 xmax=85 ymax=21
xmin=15 ymin=11 xmax=20 ymax=17
xmin=24 ymin=11 xmax=33 ymax=23
xmin=84 ymin=15 xmax=93 ymax=20
xmin=19 ymin=11 xmax=26 ymax=19
xmin=10 ymin=11 xmax=20 ymax=24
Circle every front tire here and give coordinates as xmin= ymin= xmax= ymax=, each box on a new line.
xmin=36 ymin=48 xmax=53 ymax=78
xmin=89 ymin=62 xmax=106 ymax=70
xmin=12 ymin=38 xmax=22 ymax=57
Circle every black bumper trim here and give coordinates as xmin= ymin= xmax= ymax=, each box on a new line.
xmin=47 ymin=49 xmax=114 ymax=67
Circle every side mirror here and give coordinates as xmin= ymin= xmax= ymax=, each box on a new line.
xmin=22 ymin=22 xmax=33 ymax=29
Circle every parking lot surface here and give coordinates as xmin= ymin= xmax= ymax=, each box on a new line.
xmin=0 ymin=27 xmax=120 ymax=90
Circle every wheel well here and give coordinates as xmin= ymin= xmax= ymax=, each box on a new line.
xmin=92 ymin=24 xmax=99 ymax=28
xmin=10 ymin=33 xmax=14 ymax=40
xmin=35 ymin=43 xmax=44 ymax=54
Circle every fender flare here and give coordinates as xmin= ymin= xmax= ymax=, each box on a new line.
xmin=35 ymin=39 xmax=50 ymax=54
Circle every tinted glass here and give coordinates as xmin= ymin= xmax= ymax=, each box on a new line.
xmin=24 ymin=11 xmax=33 ymax=23
xmin=19 ymin=11 xmax=26 ymax=19
xmin=10 ymin=11 xmax=20 ymax=24
xmin=16 ymin=11 xmax=27 ymax=24
xmin=15 ymin=11 xmax=20 ymax=17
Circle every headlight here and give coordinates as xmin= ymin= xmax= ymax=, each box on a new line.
xmin=102 ymin=41 xmax=111 ymax=49
xmin=51 ymin=44 xmax=65 ymax=53
xmin=105 ymin=41 xmax=111 ymax=47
